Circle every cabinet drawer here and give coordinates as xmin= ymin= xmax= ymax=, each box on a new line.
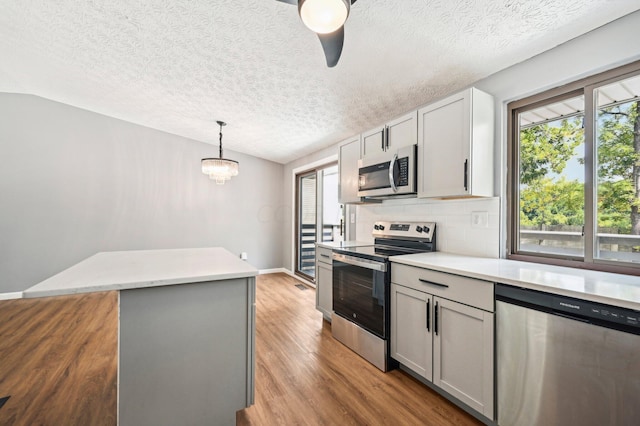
xmin=316 ymin=246 xmax=333 ymax=265
xmin=391 ymin=263 xmax=494 ymax=312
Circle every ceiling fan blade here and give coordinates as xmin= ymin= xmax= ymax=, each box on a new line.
xmin=275 ymin=0 xmax=297 ymax=4
xmin=317 ymin=26 xmax=344 ymax=68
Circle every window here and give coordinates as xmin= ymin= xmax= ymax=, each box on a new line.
xmin=508 ymin=61 xmax=640 ymax=274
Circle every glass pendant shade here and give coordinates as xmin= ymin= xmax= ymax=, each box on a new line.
xmin=201 ymin=120 xmax=238 ymax=185
xmin=201 ymin=158 xmax=239 ymax=185
xmin=299 ymin=0 xmax=349 ymax=34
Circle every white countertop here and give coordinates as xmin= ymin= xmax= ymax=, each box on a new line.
xmin=23 ymin=247 xmax=258 ymax=298
xmin=391 ymin=252 xmax=640 ymax=310
xmin=316 ymin=240 xmax=372 ymax=249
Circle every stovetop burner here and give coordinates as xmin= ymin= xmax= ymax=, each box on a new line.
xmin=333 ymin=221 xmax=436 ymax=262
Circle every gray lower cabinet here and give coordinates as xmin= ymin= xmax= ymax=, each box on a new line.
xmin=119 ymin=277 xmax=255 ymax=426
xmin=391 ymin=263 xmax=494 ymax=421
xmin=433 ymin=297 xmax=494 ymax=418
xmin=315 ymin=245 xmax=333 ymax=321
xmin=390 ymin=284 xmax=432 ymax=378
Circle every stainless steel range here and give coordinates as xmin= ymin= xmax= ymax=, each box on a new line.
xmin=331 ymin=221 xmax=436 ymax=371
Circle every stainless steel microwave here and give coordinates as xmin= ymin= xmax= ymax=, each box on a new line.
xmin=357 ymin=144 xmax=417 ymax=198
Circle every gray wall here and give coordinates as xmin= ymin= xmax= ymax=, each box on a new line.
xmin=0 ymin=94 xmax=284 ymax=293
xmin=474 ymin=10 xmax=640 ymax=256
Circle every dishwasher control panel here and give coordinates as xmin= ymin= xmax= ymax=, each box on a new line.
xmin=551 ymin=297 xmax=639 ymax=328
xmin=496 ymin=284 xmax=640 ymax=334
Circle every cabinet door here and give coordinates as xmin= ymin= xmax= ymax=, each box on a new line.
xmin=338 ymin=136 xmax=361 ymax=204
xmin=386 ymin=110 xmax=417 ymax=151
xmin=361 ymin=125 xmax=385 ymax=159
xmin=418 ymin=90 xmax=471 ymax=198
xmin=390 ymin=283 xmax=433 ymax=380
xmin=316 ymin=261 xmax=333 ymax=321
xmin=433 ymin=297 xmax=494 ymax=420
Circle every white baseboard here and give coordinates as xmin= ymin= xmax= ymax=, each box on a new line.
xmin=0 ymin=292 xmax=23 ymax=300
xmin=258 ymin=268 xmax=316 ymax=288
xmin=258 ymin=268 xmax=289 ymax=275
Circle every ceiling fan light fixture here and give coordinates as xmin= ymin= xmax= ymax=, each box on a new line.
xmin=201 ymin=120 xmax=239 ymax=185
xmin=299 ymin=0 xmax=350 ymax=34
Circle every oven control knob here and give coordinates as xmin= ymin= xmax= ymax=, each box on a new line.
xmin=416 ymin=226 xmax=423 ymax=233
xmin=374 ymin=224 xmax=380 ymax=230
xmin=379 ymin=225 xmax=385 ymax=231
xmin=423 ymin=226 xmax=430 ymax=234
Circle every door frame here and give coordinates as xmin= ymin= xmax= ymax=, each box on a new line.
xmin=290 ymin=155 xmax=340 ymax=282
xmin=294 ymin=169 xmax=319 ymax=281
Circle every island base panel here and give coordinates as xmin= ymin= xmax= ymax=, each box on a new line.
xmin=118 ymin=278 xmax=254 ymax=426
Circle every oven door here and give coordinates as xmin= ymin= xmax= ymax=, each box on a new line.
xmin=332 ymin=253 xmax=388 ymax=339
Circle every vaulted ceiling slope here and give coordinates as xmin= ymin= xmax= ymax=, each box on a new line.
xmin=1 ymin=1 xmax=638 ymax=164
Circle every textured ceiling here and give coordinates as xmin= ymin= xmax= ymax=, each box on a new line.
xmin=1 ymin=1 xmax=639 ymax=164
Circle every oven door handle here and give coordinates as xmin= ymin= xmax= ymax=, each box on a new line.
xmin=332 ymin=253 xmax=387 ymax=272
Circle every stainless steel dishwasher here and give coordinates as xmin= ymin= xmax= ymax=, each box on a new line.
xmin=496 ymin=284 xmax=640 ymax=426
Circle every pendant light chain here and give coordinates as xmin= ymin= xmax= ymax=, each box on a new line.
xmin=218 ymin=120 xmax=226 ymax=159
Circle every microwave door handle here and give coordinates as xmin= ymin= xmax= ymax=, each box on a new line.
xmin=389 ymin=153 xmax=398 ymax=192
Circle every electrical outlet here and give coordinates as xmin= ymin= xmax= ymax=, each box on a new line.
xmin=350 ymin=213 xmax=356 ymax=224
xmin=471 ymin=211 xmax=489 ymax=228
xmin=240 ymin=252 xmax=248 ymax=260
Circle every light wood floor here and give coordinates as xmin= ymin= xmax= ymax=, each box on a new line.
xmin=0 ymin=291 xmax=118 ymax=425
xmin=237 ymin=273 xmax=481 ymax=425
xmin=0 ymin=274 xmax=480 ymax=425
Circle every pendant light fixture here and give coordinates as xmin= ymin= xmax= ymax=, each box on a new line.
xmin=201 ymin=120 xmax=239 ymax=185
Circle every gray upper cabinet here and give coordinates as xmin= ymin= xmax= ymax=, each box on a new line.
xmin=361 ymin=125 xmax=385 ymax=159
xmin=417 ymin=87 xmax=494 ymax=198
xmin=338 ymin=135 xmax=362 ymax=204
xmin=361 ymin=111 xmax=417 ymax=159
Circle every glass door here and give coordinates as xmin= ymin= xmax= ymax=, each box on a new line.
xmin=295 ymin=163 xmax=344 ymax=281
xmin=297 ymin=171 xmax=317 ymax=278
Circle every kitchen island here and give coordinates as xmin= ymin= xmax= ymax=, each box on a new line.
xmin=23 ymin=247 xmax=258 ymax=426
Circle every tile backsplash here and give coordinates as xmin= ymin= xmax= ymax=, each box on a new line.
xmin=355 ymin=197 xmax=500 ymax=258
